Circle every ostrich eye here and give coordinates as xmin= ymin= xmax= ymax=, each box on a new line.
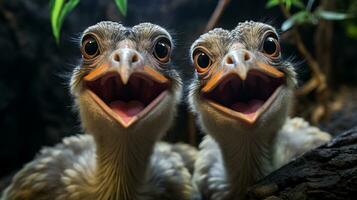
xmin=197 ymin=52 xmax=210 ymax=68
xmin=193 ymin=49 xmax=212 ymax=73
xmin=82 ymin=35 xmax=100 ymax=59
xmin=262 ymin=34 xmax=280 ymax=57
xmin=154 ymin=38 xmax=171 ymax=63
xmin=85 ymin=40 xmax=98 ymax=55
xmin=263 ymin=37 xmax=276 ymax=54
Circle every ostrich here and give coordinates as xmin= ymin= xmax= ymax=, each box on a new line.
xmin=2 ymin=21 xmax=198 ymax=200
xmin=188 ymin=21 xmax=331 ymax=199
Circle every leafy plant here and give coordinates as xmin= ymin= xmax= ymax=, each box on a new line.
xmin=50 ymin=0 xmax=128 ymax=44
xmin=266 ymin=0 xmax=353 ymax=122
xmin=266 ymin=0 xmax=350 ymax=31
xmin=266 ymin=0 xmax=304 ymax=10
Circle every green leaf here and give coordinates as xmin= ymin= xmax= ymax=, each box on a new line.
xmin=306 ymin=0 xmax=315 ymax=11
xmin=50 ymin=0 xmax=80 ymax=44
xmin=281 ymin=10 xmax=316 ymax=31
xmin=285 ymin=0 xmax=292 ymax=10
xmin=58 ymin=0 xmax=80 ymax=33
xmin=266 ymin=0 xmax=305 ymax=10
xmin=50 ymin=0 xmax=64 ymax=44
xmin=114 ymin=0 xmax=127 ymax=17
xmin=346 ymin=24 xmax=357 ymax=39
xmin=292 ymin=0 xmax=304 ymax=9
xmin=266 ymin=0 xmax=279 ymax=8
xmin=315 ymin=10 xmax=349 ymax=21
xmin=282 ymin=17 xmax=296 ymax=31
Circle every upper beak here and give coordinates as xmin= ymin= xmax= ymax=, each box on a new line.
xmin=83 ymin=63 xmax=167 ymax=85
xmin=84 ymin=48 xmax=168 ymax=84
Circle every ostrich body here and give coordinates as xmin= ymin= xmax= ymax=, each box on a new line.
xmin=2 ymin=21 xmax=198 ymax=200
xmin=188 ymin=21 xmax=331 ymax=199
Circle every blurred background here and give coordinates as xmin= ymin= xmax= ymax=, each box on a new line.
xmin=0 ymin=0 xmax=357 ymax=189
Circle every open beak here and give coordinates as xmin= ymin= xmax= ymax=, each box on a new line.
xmin=201 ymin=61 xmax=285 ymax=125
xmin=83 ymin=64 xmax=170 ymax=128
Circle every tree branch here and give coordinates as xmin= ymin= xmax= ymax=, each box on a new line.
xmin=248 ymin=128 xmax=357 ymax=199
xmin=205 ymin=0 xmax=231 ymax=32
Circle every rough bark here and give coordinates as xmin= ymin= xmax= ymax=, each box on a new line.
xmin=247 ymin=128 xmax=357 ymax=200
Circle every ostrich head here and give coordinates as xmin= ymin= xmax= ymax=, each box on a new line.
xmin=70 ymin=21 xmax=181 ymax=140
xmin=189 ymin=21 xmax=297 ymax=141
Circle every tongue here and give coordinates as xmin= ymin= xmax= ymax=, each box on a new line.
xmin=231 ymin=99 xmax=264 ymax=114
xmin=109 ymin=100 xmax=145 ymax=124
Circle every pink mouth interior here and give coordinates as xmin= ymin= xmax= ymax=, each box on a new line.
xmin=202 ymin=70 xmax=284 ymax=115
xmin=86 ymin=73 xmax=168 ymax=123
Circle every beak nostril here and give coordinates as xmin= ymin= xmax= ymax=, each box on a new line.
xmin=244 ymin=53 xmax=250 ymax=61
xmin=226 ymin=56 xmax=234 ymax=65
xmin=132 ymin=54 xmax=139 ymax=63
xmin=114 ymin=54 xmax=120 ymax=62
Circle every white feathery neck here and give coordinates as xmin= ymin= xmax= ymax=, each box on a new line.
xmin=93 ymin=125 xmax=159 ymax=200
xmin=215 ymin=126 xmax=278 ymax=199
xmin=200 ymin=110 xmax=286 ymax=200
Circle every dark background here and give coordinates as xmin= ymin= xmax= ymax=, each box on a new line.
xmin=0 ymin=0 xmax=356 ymax=182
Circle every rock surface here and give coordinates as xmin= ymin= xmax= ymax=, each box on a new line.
xmin=247 ymin=128 xmax=357 ymax=200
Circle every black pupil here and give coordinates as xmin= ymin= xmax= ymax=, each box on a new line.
xmin=85 ymin=39 xmax=98 ymax=56
xmin=197 ymin=52 xmax=210 ymax=68
xmin=155 ymin=41 xmax=169 ymax=59
xmin=263 ymin=37 xmax=277 ymax=55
